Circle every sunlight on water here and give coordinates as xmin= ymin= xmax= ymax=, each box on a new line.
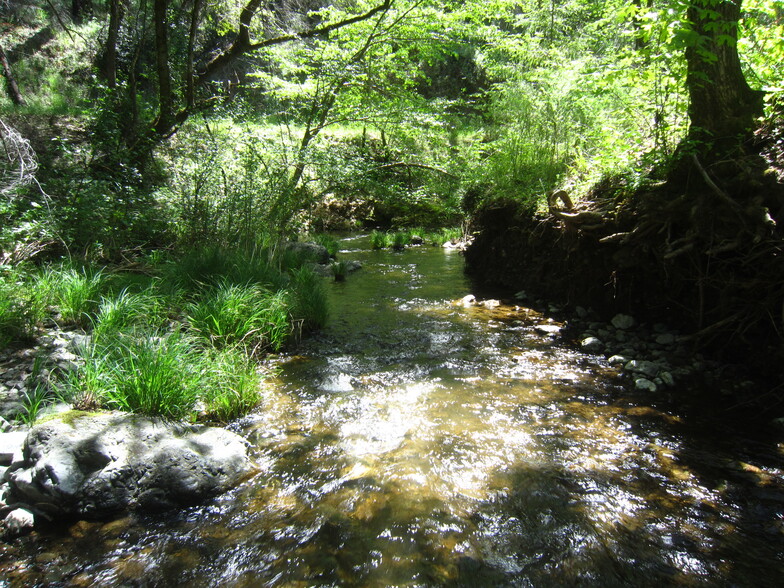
xmin=2 ymin=235 xmax=783 ymax=587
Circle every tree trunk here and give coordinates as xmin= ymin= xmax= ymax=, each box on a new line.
xmin=0 ymin=43 xmax=25 ymax=106
xmin=684 ymin=0 xmax=764 ymax=154
xmin=153 ymin=0 xmax=173 ymax=133
xmin=185 ymin=0 xmax=203 ymax=109
xmin=101 ymin=0 xmax=124 ymax=88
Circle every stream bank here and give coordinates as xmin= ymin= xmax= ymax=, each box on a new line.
xmin=464 ymin=194 xmax=784 ymax=415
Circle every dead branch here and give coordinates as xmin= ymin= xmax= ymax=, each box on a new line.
xmin=0 ymin=118 xmax=38 ymax=195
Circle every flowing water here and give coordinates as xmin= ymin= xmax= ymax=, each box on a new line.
xmin=2 ymin=235 xmax=784 ymax=586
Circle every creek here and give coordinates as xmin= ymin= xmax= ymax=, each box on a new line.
xmin=1 ymin=234 xmax=783 ymax=586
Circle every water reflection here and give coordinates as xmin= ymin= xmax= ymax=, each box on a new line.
xmin=1 ymin=235 xmax=783 ymax=586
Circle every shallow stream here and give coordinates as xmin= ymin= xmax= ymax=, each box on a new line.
xmin=2 ymin=235 xmax=783 ymax=586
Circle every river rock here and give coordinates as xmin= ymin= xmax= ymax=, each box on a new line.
xmin=6 ymin=412 xmax=254 ymax=517
xmin=581 ymin=337 xmax=604 ymax=352
xmin=624 ymin=359 xmax=660 ymax=378
xmin=611 ymin=314 xmax=636 ymax=330
xmin=1 ymin=508 xmax=35 ymax=538
xmin=607 ymin=355 xmax=629 ymax=366
xmin=285 ymin=241 xmax=331 ymax=264
xmin=345 ymin=260 xmax=363 ymax=273
xmin=655 ymin=333 xmax=677 ymax=345
xmin=635 ymin=378 xmax=657 ymax=392
xmin=535 ymin=324 xmax=562 ymax=335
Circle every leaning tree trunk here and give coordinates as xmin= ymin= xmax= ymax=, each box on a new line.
xmin=0 ymin=43 xmax=25 ymax=106
xmin=683 ymin=0 xmax=764 ymax=157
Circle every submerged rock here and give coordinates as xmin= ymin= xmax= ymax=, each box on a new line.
xmin=6 ymin=412 xmax=254 ymax=518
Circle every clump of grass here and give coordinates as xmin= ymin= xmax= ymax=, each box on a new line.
xmin=164 ymin=246 xmax=284 ymax=292
xmin=390 ymin=231 xmax=410 ymax=251
xmin=288 ymin=265 xmax=329 ymax=333
xmin=186 ymin=281 xmax=290 ymax=353
xmin=17 ymin=354 xmax=57 ymax=426
xmin=202 ymin=348 xmax=263 ymax=422
xmin=0 ymin=272 xmax=34 ymax=347
xmin=92 ymin=288 xmax=167 ymax=341
xmin=51 ymin=266 xmax=106 ymax=327
xmin=95 ymin=332 xmax=201 ymax=420
xmin=331 ymin=260 xmax=348 ymax=282
xmin=370 ymin=230 xmax=391 ymax=249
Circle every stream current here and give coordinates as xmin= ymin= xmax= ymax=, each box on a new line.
xmin=2 ymin=234 xmax=783 ymax=586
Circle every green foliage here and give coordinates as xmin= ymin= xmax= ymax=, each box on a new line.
xmin=17 ymin=354 xmax=55 ymax=426
xmin=331 ymin=260 xmax=348 ymax=282
xmin=186 ymin=281 xmax=290 ymax=353
xmin=288 ymin=266 xmax=329 ymax=333
xmin=92 ymin=288 xmax=167 ymax=342
xmin=312 ymin=234 xmax=339 ymax=258
xmin=201 ymin=348 xmax=263 ymax=423
xmin=50 ymin=266 xmax=106 ymax=327
xmin=0 ymin=266 xmax=38 ymax=346
xmin=88 ymin=332 xmax=201 ymax=421
xmin=370 ymin=230 xmax=391 ymax=249
xmin=162 ymin=246 xmax=285 ymax=293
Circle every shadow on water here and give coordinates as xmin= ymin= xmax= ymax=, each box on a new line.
xmin=2 ymin=234 xmax=783 ymax=586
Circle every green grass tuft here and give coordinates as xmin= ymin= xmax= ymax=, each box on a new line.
xmin=186 ymin=281 xmax=290 ymax=353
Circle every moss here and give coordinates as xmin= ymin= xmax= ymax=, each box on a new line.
xmin=35 ymin=409 xmax=111 ymax=427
